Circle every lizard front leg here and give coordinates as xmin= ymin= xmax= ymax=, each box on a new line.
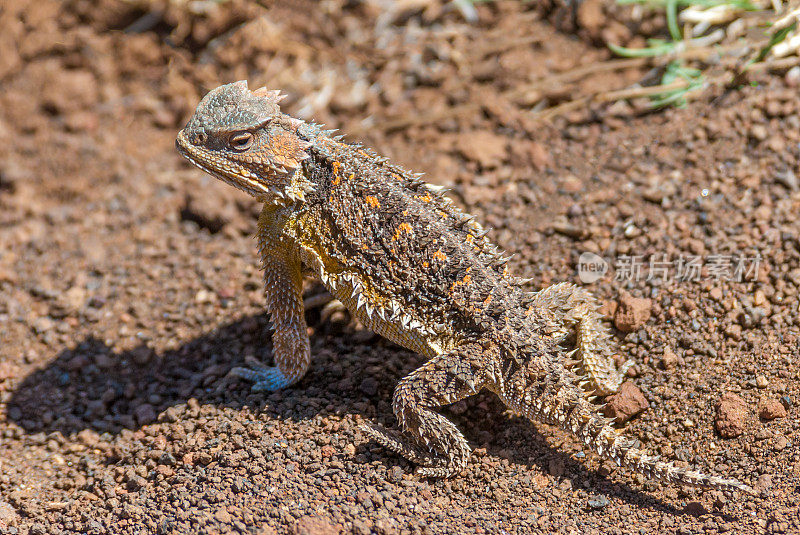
xmin=362 ymin=341 xmax=491 ymax=478
xmin=530 ymin=282 xmax=632 ymax=396
xmin=230 ymin=206 xmax=310 ymax=391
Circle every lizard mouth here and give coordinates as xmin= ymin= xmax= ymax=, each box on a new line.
xmin=175 ymin=129 xmax=275 ymax=199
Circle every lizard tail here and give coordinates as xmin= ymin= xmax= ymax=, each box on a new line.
xmin=499 ymin=367 xmax=753 ymax=493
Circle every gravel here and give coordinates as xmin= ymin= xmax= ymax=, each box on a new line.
xmin=0 ymin=0 xmax=797 ymax=533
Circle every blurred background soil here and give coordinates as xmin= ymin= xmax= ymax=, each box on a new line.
xmin=0 ymin=0 xmax=798 ymax=533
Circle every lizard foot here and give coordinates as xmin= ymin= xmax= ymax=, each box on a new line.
xmin=360 ymin=422 xmax=464 ymax=478
xmin=228 ymin=356 xmax=297 ymax=391
xmin=360 ymin=344 xmax=487 ymax=478
xmin=533 ymin=282 xmax=634 ymax=396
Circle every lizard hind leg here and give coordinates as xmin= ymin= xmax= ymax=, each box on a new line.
xmin=531 ymin=282 xmax=632 ymax=396
xmin=361 ymin=342 xmax=490 ymax=478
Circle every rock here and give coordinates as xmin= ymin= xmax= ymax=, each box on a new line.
xmin=750 ymin=124 xmax=768 ymax=141
xmin=214 ymin=509 xmax=232 ymax=524
xmin=134 ymin=404 xmax=156 ymax=426
xmin=774 ymin=436 xmax=789 ymax=451
xmin=130 ymin=346 xmax=152 ymax=366
xmin=613 ymin=291 xmax=652 ymax=332
xmin=659 ymin=347 xmax=683 ymax=370
xmin=754 ymin=474 xmax=772 ymax=493
xmin=291 ymin=515 xmax=341 ymax=535
xmin=683 ymin=501 xmax=707 ymax=516
xmin=62 ymin=286 xmax=87 ymax=311
xmin=785 ymin=65 xmax=800 ymax=87
xmin=715 ymin=393 xmax=748 ymax=438
xmin=76 ymin=429 xmax=100 ymax=447
xmin=359 ymin=377 xmax=378 ymax=396
xmin=604 ymin=381 xmax=649 ymax=423
xmin=31 ymin=316 xmax=55 ymax=334
xmin=775 ymin=169 xmax=799 ymax=191
xmin=194 ymin=289 xmax=215 ymax=304
xmin=755 ymin=375 xmax=769 ymax=389
xmin=456 ymin=130 xmax=508 ymax=169
xmin=0 ymin=500 xmax=18 ymax=527
xmin=561 ymin=175 xmax=583 ymax=193
xmin=159 ymin=406 xmax=181 ymax=423
xmin=758 ymin=397 xmax=787 ymax=420
xmin=587 ymin=494 xmax=609 ymax=510
xmin=66 ymin=354 xmax=90 ymax=371
xmin=126 ymin=475 xmax=146 ymax=491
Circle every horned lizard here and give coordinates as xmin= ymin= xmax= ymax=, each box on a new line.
xmin=175 ymin=80 xmax=751 ymax=491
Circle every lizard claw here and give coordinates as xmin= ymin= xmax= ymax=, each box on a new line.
xmin=360 ymin=422 xmax=441 ymax=468
xmin=228 ymin=358 xmax=295 ymax=391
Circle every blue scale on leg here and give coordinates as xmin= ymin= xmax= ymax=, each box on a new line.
xmin=230 ymin=356 xmax=295 ymax=391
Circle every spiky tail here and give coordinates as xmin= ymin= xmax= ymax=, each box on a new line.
xmin=498 ymin=365 xmax=753 ymax=493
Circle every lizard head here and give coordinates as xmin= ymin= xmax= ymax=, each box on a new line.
xmin=176 ymin=80 xmax=312 ymax=203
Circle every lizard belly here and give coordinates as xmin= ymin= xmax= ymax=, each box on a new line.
xmin=297 ymin=244 xmax=443 ymax=358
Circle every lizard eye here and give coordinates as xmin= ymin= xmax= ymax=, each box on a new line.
xmin=229 ymin=131 xmax=254 ymax=151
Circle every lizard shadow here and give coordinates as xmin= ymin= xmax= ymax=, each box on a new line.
xmin=7 ymin=312 xmax=383 ymax=439
xmin=362 ymin=385 xmax=740 ymax=521
xmin=453 ymin=399 xmax=739 ymax=520
xmin=8 ymin=315 xmax=737 ymax=520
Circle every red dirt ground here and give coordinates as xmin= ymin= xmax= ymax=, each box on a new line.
xmin=0 ymin=1 xmax=798 ymax=534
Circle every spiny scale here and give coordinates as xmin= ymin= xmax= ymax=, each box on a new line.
xmin=176 ymin=81 xmax=752 ymax=495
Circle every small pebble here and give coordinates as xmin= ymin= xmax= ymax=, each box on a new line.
xmin=659 ymin=347 xmax=683 ymax=370
xmin=715 ymin=393 xmax=748 ymax=439
xmin=587 ymin=495 xmax=609 ymax=510
xmin=786 ymin=65 xmax=800 ymax=86
xmin=758 ymin=397 xmax=787 ymax=420
xmin=604 ymin=381 xmax=649 ymax=423
xmin=774 ymin=436 xmax=789 ymax=451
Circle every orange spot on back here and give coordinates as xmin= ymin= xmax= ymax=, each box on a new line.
xmin=450 ymin=270 xmax=472 ymax=293
xmin=365 ymin=195 xmax=380 ymax=209
xmin=433 ymin=250 xmax=447 ymax=262
xmin=392 ymin=222 xmax=413 ymax=241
